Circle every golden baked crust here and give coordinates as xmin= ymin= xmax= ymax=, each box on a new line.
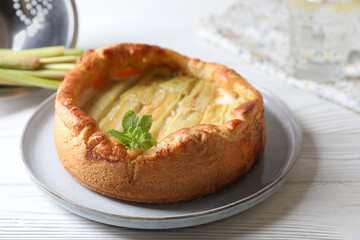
xmin=54 ymin=43 xmax=266 ymax=203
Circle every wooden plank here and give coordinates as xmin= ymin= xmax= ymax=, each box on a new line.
xmin=295 ymin=104 xmax=360 ymax=134
xmin=0 ymin=182 xmax=359 ymax=239
xmin=289 ymin=132 xmax=360 ymax=182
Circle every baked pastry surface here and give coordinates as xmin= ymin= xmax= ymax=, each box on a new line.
xmin=54 ymin=43 xmax=266 ymax=203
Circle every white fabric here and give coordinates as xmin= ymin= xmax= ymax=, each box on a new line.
xmin=197 ymin=0 xmax=360 ymax=113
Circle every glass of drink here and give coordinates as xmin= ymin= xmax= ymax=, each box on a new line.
xmin=288 ymin=0 xmax=360 ymax=82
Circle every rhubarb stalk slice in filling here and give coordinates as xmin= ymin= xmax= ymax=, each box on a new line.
xmin=80 ymin=67 xmax=244 ymax=145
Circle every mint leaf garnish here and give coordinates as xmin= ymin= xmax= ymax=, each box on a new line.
xmin=139 ymin=132 xmax=157 ymax=149
xmin=122 ymin=109 xmax=138 ymax=134
xmin=106 ymin=129 xmax=132 ymax=146
xmin=107 ymin=110 xmax=157 ymax=150
xmin=138 ymin=114 xmax=152 ymax=132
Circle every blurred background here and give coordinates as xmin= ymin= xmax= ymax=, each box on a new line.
xmin=1 ymin=0 xmax=360 ymax=111
xmin=75 ymin=0 xmax=238 ymax=59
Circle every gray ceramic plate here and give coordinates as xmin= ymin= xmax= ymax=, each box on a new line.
xmin=21 ymin=86 xmax=301 ymax=229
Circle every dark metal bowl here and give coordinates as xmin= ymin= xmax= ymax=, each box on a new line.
xmin=0 ymin=0 xmax=78 ymax=49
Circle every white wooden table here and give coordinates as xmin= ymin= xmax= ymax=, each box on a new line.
xmin=1 ymin=0 xmax=360 ymax=239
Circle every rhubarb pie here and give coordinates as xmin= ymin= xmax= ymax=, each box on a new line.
xmin=54 ymin=43 xmax=266 ymax=203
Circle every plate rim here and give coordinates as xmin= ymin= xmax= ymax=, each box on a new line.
xmin=20 ymin=85 xmax=302 ymax=223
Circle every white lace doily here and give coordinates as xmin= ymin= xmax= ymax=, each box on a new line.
xmin=197 ymin=0 xmax=360 ymax=113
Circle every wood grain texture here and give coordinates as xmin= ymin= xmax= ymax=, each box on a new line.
xmin=1 ymin=183 xmax=359 ymax=239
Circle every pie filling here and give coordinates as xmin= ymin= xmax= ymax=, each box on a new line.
xmin=81 ymin=67 xmax=244 ymax=142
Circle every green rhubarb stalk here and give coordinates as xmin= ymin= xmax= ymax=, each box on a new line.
xmin=64 ymin=48 xmax=84 ymax=56
xmin=0 ymin=46 xmax=65 ymax=58
xmin=0 ymin=68 xmax=60 ymax=89
xmin=0 ymin=80 xmax=39 ymax=89
xmin=39 ymin=55 xmax=78 ymax=64
xmin=40 ymin=63 xmax=75 ymax=71
xmin=0 ymin=79 xmax=26 ymax=86
xmin=0 ymin=68 xmax=68 ymax=80
xmin=0 ymin=55 xmax=40 ymax=70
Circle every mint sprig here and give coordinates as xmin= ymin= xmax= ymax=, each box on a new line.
xmin=106 ymin=110 xmax=157 ymax=150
